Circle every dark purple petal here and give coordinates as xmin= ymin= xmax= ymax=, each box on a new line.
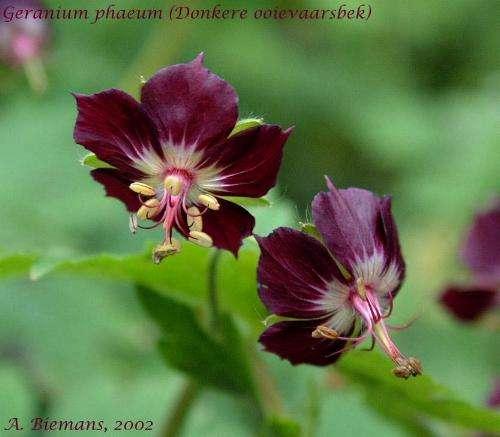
xmin=140 ymin=53 xmax=238 ymax=150
xmin=487 ymin=379 xmax=500 ymax=408
xmin=91 ymin=169 xmax=141 ymax=212
xmin=197 ymin=199 xmax=254 ymax=256
xmin=200 ymin=125 xmax=292 ymax=198
xmin=256 ymin=227 xmax=348 ymax=319
xmin=461 ymin=198 xmax=500 ymax=282
xmin=73 ymin=89 xmax=162 ymax=178
xmin=379 ymin=197 xmax=406 ymax=294
xmin=312 ymin=177 xmax=404 ymax=278
xmin=259 ymin=319 xmax=349 ymax=366
xmin=439 ymin=285 xmax=497 ymax=322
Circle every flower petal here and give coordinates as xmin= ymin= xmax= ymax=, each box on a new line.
xmin=439 ymin=285 xmax=497 ymax=322
xmin=312 ymin=178 xmax=404 ymax=279
xmin=198 ymin=125 xmax=292 ymax=198
xmin=259 ymin=319 xmax=349 ymax=366
xmin=73 ymin=89 xmax=162 ymax=178
xmin=461 ymin=198 xmax=500 ymax=281
xmin=140 ymin=53 xmax=238 ymax=150
xmin=178 ymin=198 xmax=254 ymax=255
xmin=487 ymin=379 xmax=500 ymax=408
xmin=256 ymin=227 xmax=349 ymax=319
xmin=91 ymin=169 xmax=141 ymax=212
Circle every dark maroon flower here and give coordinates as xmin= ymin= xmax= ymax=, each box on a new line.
xmin=439 ymin=198 xmax=500 ymax=322
xmin=257 ymin=177 xmax=422 ymax=378
xmin=0 ymin=0 xmax=50 ymax=66
xmin=73 ymin=54 xmax=292 ymax=262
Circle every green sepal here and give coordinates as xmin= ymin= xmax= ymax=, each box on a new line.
xmin=298 ymin=222 xmax=321 ymax=239
xmin=81 ymin=153 xmax=115 ymax=169
xmin=229 ymin=117 xmax=265 ymax=137
xmin=221 ymin=196 xmax=271 ymax=208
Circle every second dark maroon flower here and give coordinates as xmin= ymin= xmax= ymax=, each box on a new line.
xmin=256 ymin=177 xmax=421 ymax=378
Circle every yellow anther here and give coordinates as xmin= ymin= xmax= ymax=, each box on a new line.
xmin=137 ymin=198 xmax=160 ymax=220
xmin=188 ymin=230 xmax=213 ymax=248
xmin=198 ymin=193 xmax=220 ymax=210
xmin=152 ymin=239 xmax=181 ymax=264
xmin=356 ymin=278 xmax=367 ymax=299
xmin=129 ymin=182 xmax=156 ymax=197
xmin=187 ymin=206 xmax=203 ymax=232
xmin=392 ymin=357 xmax=423 ymax=379
xmin=312 ymin=325 xmax=339 ymax=340
xmin=164 ymin=175 xmax=183 ymax=196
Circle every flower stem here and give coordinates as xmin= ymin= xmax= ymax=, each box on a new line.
xmin=160 ymin=250 xmax=222 ymax=436
xmin=160 ymin=380 xmax=199 ymax=437
xmin=23 ymin=57 xmax=47 ymax=94
xmin=208 ymin=249 xmax=222 ymax=329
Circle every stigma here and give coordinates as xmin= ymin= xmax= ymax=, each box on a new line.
xmin=164 ymin=174 xmax=183 ymax=196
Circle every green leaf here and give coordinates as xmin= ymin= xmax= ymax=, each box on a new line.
xmin=229 ymin=117 xmax=264 ymax=137
xmin=221 ymin=196 xmax=271 ymax=208
xmin=80 ymin=153 xmax=114 ymax=169
xmin=0 ymin=246 xmax=264 ymax=331
xmin=338 ymin=351 xmax=500 ymax=434
xmin=260 ymin=416 xmax=301 ymax=437
xmin=0 ymin=254 xmax=38 ymax=279
xmin=137 ymin=285 xmax=255 ymax=396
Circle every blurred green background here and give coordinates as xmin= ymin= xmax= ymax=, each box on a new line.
xmin=0 ymin=0 xmax=498 ymax=435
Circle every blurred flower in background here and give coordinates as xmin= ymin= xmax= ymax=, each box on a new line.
xmin=0 ymin=0 xmax=50 ymax=92
xmin=440 ymin=198 xmax=500 ymax=322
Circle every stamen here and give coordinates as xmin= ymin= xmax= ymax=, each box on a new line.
xmin=188 ymin=230 xmax=213 ymax=248
xmin=356 ymin=278 xmax=367 ymax=299
xmin=152 ymin=239 xmax=181 ymax=264
xmin=129 ymin=182 xmax=156 ymax=197
xmin=198 ymin=194 xmax=220 ymax=210
xmin=187 ymin=206 xmax=203 ymax=232
xmin=137 ymin=198 xmax=160 ymax=220
xmin=164 ymin=175 xmax=183 ymax=196
xmin=393 ymin=357 xmax=423 ymax=379
xmin=312 ymin=325 xmax=339 ymax=340
xmin=129 ymin=214 xmax=138 ymax=234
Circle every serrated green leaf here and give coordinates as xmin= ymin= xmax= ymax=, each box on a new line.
xmin=221 ymin=196 xmax=271 ymax=208
xmin=260 ymin=416 xmax=301 ymax=437
xmin=229 ymin=117 xmax=264 ymax=137
xmin=81 ymin=153 xmax=114 ymax=169
xmin=138 ymin=285 xmax=255 ymax=395
xmin=338 ymin=351 xmax=500 ymax=434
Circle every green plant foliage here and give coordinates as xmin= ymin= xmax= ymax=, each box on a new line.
xmin=1 ymin=250 xmax=499 ymax=434
xmin=260 ymin=415 xmax=302 ymax=437
xmin=338 ymin=351 xmax=500 ymax=434
xmin=137 ymin=285 xmax=255 ymax=396
xmin=1 ymin=246 xmax=263 ymax=330
xmin=0 ymin=254 xmax=38 ymax=279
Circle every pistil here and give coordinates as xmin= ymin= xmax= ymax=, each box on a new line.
xmin=351 ymin=287 xmax=422 ymax=378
